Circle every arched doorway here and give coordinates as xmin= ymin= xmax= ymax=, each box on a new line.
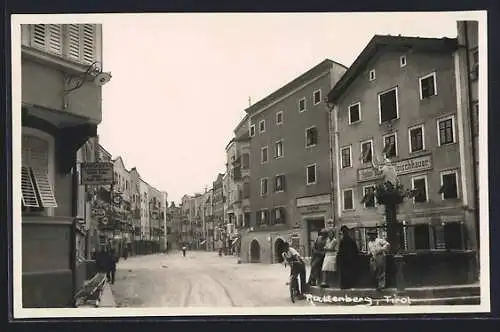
xmin=250 ymin=240 xmax=260 ymax=263
xmin=274 ymin=238 xmax=286 ymax=263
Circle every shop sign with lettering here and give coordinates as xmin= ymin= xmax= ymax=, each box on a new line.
xmin=357 ymin=154 xmax=433 ymax=182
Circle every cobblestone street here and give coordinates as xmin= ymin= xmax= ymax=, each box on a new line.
xmin=110 ymin=251 xmax=311 ymax=307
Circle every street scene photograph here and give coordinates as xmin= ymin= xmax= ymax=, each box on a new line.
xmin=11 ymin=11 xmax=489 ymax=317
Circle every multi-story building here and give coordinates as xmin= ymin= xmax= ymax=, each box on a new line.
xmin=202 ymin=188 xmax=215 ymax=250
xmin=139 ymin=177 xmax=150 ymax=242
xmin=111 ymin=156 xmax=133 ymax=257
xmin=326 ymin=34 xmax=478 ymax=274
xmin=20 ymin=23 xmax=110 ymax=307
xmin=239 ymin=59 xmax=346 ymax=264
xmin=148 ymin=185 xmax=164 ymax=252
xmin=166 ymin=202 xmax=182 ymax=250
xmin=180 ymin=194 xmax=192 ymax=246
xmin=129 ymin=167 xmax=142 ymax=251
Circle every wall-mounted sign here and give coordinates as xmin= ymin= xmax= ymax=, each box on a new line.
xmin=296 ymin=194 xmax=331 ymax=208
xmin=81 ymin=162 xmax=114 ymax=185
xmin=358 ymin=154 xmax=433 ymax=182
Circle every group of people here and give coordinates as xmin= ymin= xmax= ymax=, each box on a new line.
xmin=281 ymin=226 xmax=391 ymax=299
xmin=92 ymin=246 xmax=119 ymax=285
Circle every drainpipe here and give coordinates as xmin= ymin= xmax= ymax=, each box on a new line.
xmin=463 ymin=21 xmax=480 ymax=252
xmin=70 ymin=153 xmax=78 ymax=307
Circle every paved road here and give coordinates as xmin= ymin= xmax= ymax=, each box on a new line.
xmin=110 ymin=251 xmax=311 ymax=307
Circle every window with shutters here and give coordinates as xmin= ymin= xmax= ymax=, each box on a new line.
xmin=382 ymin=133 xmax=397 ymax=158
xmin=437 ymin=115 xmax=456 ymax=146
xmin=306 ymin=164 xmax=317 ymax=185
xmin=409 ymin=124 xmax=425 ymax=153
xmin=419 ymin=72 xmax=437 ymax=99
xmin=274 ymin=174 xmax=286 ymax=192
xmin=21 ymin=133 xmax=57 ymax=213
xmin=28 ymin=24 xmax=98 ymax=65
xmin=411 ymin=175 xmax=428 ymax=203
xmin=260 ymin=178 xmax=268 ymax=196
xmin=360 ymin=140 xmax=373 ymax=164
xmin=305 ymin=126 xmax=318 ymax=147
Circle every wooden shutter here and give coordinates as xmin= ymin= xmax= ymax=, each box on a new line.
xmin=31 ymin=168 xmax=58 ymax=208
xmin=31 ymin=24 xmax=46 ymax=49
xmin=47 ymin=24 xmax=63 ymax=55
xmin=83 ymin=24 xmax=95 ymax=63
xmin=21 ymin=167 xmax=40 ymax=207
xmin=68 ymin=24 xmax=81 ymax=60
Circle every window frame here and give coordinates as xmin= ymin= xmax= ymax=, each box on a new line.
xmin=360 ymin=139 xmax=374 ymax=164
xmin=306 ymin=163 xmax=317 ymax=185
xmin=342 ymin=188 xmax=354 ymax=211
xmin=305 ymin=126 xmax=318 ymax=148
xmin=276 ymin=110 xmax=283 ymax=125
xmin=21 ymin=127 xmax=57 ymax=216
xmin=274 ymin=173 xmax=286 ymax=193
xmin=419 ymin=72 xmax=438 ymax=100
xmin=411 ymin=174 xmax=429 ymax=204
xmin=369 ymin=69 xmax=376 ymax=81
xmin=298 ymin=97 xmax=307 ymax=113
xmin=249 ymin=124 xmax=256 ymax=137
xmin=440 ymin=169 xmax=460 ymax=200
xmin=377 ymin=86 xmax=399 ymax=124
xmin=362 ymin=185 xmax=377 ymax=208
xmin=275 ymin=139 xmax=284 ymax=159
xmin=437 ymin=114 xmax=456 ymax=146
xmin=348 ymin=102 xmax=361 ymax=125
xmin=400 ymin=55 xmax=407 ymax=67
xmin=340 ymin=145 xmax=352 ymax=169
xmin=260 ymin=177 xmax=269 ymax=196
xmin=408 ymin=124 xmax=426 ymax=153
xmin=382 ymin=132 xmax=398 ymax=158
xmin=261 ymin=146 xmax=268 ymax=164
xmin=313 ymin=89 xmax=322 ymax=105
xmin=259 ymin=119 xmax=266 ymax=134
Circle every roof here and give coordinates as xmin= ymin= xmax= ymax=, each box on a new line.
xmin=245 ymin=59 xmax=347 ymax=115
xmin=327 ymin=35 xmax=458 ymax=104
xmin=225 ymin=132 xmax=250 ymax=151
xmin=234 ymin=113 xmax=250 ymax=134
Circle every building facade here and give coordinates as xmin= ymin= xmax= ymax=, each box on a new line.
xmin=240 ymin=59 xmax=347 ymax=264
xmin=327 ymin=35 xmax=478 ymax=257
xmin=111 ymin=157 xmax=133 ymax=256
xmin=20 ymin=23 xmax=108 ymax=307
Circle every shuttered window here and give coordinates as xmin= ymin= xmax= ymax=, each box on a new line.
xmin=21 ymin=135 xmax=58 ymax=209
xmin=30 ymin=24 xmax=63 ymax=55
xmin=29 ymin=24 xmax=96 ymax=64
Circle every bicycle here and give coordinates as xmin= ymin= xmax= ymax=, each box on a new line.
xmin=285 ymin=260 xmax=300 ymax=303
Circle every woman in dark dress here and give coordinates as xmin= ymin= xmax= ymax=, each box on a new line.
xmin=307 ymin=229 xmax=327 ymax=286
xmin=337 ymin=226 xmax=360 ymax=289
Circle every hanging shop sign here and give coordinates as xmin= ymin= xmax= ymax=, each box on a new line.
xmin=81 ymin=162 xmax=114 ymax=185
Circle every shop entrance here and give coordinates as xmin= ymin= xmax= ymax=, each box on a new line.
xmin=307 ymin=218 xmax=325 ymax=257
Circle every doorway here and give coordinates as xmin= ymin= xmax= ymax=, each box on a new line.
xmin=274 ymin=238 xmax=286 ymax=263
xmin=307 ymin=218 xmax=325 ymax=257
xmin=250 ymin=240 xmax=261 ymax=263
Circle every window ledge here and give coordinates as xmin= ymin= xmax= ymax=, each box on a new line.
xmin=306 ymin=144 xmax=318 ymax=149
xmin=22 ymin=45 xmax=95 ymax=76
xmin=349 ymin=120 xmax=362 ymax=126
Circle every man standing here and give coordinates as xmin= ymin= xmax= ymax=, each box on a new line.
xmin=181 ymin=244 xmax=187 ymax=257
xmin=367 ymin=230 xmax=390 ymax=291
xmin=307 ymin=229 xmax=327 ymax=286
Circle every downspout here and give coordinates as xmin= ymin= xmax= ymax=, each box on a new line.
xmin=327 ymin=104 xmax=336 ymax=230
xmin=463 ymin=21 xmax=480 ymax=251
xmin=70 ymin=153 xmax=78 ymax=307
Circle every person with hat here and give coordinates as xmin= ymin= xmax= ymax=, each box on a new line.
xmin=367 ymin=229 xmax=390 ymax=291
xmin=307 ymin=229 xmax=328 ymax=286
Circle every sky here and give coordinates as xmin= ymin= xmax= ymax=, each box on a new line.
xmin=97 ymin=12 xmax=466 ymax=204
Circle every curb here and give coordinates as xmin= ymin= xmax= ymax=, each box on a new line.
xmin=98 ymin=282 xmax=117 ymax=307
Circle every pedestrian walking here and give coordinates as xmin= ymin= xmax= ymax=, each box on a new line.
xmin=320 ymin=229 xmax=339 ymax=288
xmin=337 ymin=225 xmax=360 ymax=289
xmin=307 ymin=229 xmax=327 ymax=286
xmin=107 ymin=247 xmax=118 ymax=284
xmin=181 ymin=245 xmax=187 ymax=257
xmin=367 ymin=229 xmax=390 ymax=291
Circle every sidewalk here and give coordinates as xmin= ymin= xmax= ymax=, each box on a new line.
xmin=99 ymin=282 xmax=116 ymax=307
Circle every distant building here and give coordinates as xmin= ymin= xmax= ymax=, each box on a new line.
xmin=240 ymin=59 xmax=347 ymax=264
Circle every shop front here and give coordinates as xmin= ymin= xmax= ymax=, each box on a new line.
xmin=296 ymin=193 xmax=333 ymax=258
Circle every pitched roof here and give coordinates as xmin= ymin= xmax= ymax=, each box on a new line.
xmin=245 ymin=59 xmax=347 ymax=115
xmin=327 ymin=35 xmax=458 ymax=104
